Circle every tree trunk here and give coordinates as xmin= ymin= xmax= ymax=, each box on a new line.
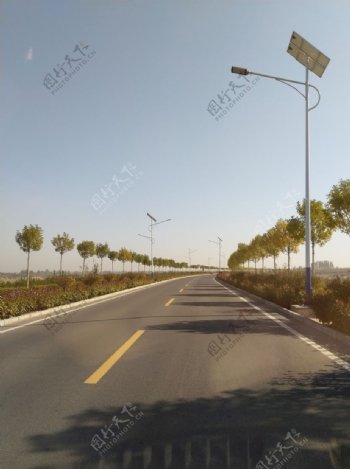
xmin=131 ymin=262 xmax=133 ymax=273
xmin=273 ymin=254 xmax=276 ymax=271
xmin=111 ymin=261 xmax=114 ymax=273
xmin=262 ymin=257 xmax=265 ymax=271
xmin=26 ymin=250 xmax=30 ymax=288
xmin=60 ymin=253 xmax=63 ymax=275
xmin=83 ymin=258 xmax=86 ymax=274
xmin=122 ymin=262 xmax=125 ymax=273
xmin=254 ymin=260 xmax=257 ymax=271
xmin=138 ymin=263 xmax=140 ymax=272
xmin=287 ymin=245 xmax=291 ymax=271
xmin=100 ymin=258 xmax=103 ymax=273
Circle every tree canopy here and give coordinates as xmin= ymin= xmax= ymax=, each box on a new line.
xmin=327 ymin=179 xmax=350 ymax=235
xmin=15 ymin=224 xmax=44 ymax=288
xmin=77 ymin=241 xmax=95 ymax=273
xmin=51 ymin=232 xmax=75 ymax=274
xmin=95 ymin=243 xmax=110 ymax=272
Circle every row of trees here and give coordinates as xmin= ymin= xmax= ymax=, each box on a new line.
xmin=228 ymin=179 xmax=350 ymax=271
xmin=75 ymin=241 xmax=191 ymax=274
xmin=15 ymin=228 xmax=213 ymax=288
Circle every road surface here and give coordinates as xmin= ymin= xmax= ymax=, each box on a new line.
xmin=1 ymin=274 xmax=350 ymax=468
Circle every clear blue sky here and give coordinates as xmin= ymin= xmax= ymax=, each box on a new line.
xmin=1 ymin=0 xmax=349 ymax=272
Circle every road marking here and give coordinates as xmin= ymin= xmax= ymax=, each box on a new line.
xmin=165 ymin=298 xmax=175 ymax=306
xmin=215 ymin=278 xmax=350 ymax=373
xmin=179 ymin=288 xmax=184 ymax=292
xmin=84 ymin=330 xmax=145 ymax=384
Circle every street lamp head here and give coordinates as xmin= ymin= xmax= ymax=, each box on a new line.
xmin=231 ymin=66 xmax=249 ymax=75
xmin=147 ymin=212 xmax=157 ymax=222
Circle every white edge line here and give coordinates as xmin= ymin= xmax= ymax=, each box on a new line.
xmin=214 ymin=278 xmax=350 ymax=373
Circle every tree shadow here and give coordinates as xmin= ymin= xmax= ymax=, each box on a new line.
xmin=146 ymin=317 xmax=290 ymax=337
xmin=175 ymin=294 xmax=237 ymax=298
xmin=24 ymin=369 xmax=350 ymax=468
xmin=175 ymin=302 xmax=247 ymax=308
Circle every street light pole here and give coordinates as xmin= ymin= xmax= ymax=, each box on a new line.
xmin=209 ymin=237 xmax=223 ymax=272
xmin=222 ymin=251 xmax=226 ymax=270
xmin=305 ymin=62 xmax=312 ymax=301
xmin=188 ymin=248 xmax=197 ymax=269
xmin=138 ymin=233 xmax=152 ymax=272
xmin=147 ymin=212 xmax=156 ymax=275
xmin=231 ymin=32 xmax=330 ymax=304
xmin=138 ymin=213 xmax=171 ymax=276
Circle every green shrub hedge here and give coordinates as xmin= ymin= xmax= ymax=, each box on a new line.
xmin=218 ymin=271 xmax=350 ymax=335
xmin=0 ymin=272 xmax=199 ymax=320
xmin=312 ymin=278 xmax=350 ymax=335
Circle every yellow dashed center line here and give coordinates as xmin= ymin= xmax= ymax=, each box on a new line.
xmin=165 ymin=298 xmax=175 ymax=306
xmin=84 ymin=330 xmax=145 ymax=384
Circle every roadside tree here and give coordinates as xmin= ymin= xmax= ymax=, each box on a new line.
xmin=95 ymin=243 xmax=110 ymax=273
xmin=108 ymin=250 xmax=118 ymax=273
xmin=77 ymin=241 xmax=95 ymax=274
xmin=51 ymin=232 xmax=75 ymax=275
xmin=327 ymin=179 xmax=350 ymax=235
xmin=297 ymin=200 xmax=334 ymax=272
xmin=15 ymin=224 xmax=44 ymax=288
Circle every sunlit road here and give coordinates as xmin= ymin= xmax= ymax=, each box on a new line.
xmin=1 ymin=274 xmax=350 ymax=468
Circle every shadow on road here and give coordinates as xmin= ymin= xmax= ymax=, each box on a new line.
xmin=146 ymin=316 xmax=290 ymax=337
xmin=26 ymin=369 xmax=350 ymax=468
xmin=175 ymin=294 xmax=237 ymax=298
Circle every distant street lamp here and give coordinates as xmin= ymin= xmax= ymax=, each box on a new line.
xmin=231 ymin=31 xmax=330 ymax=304
xmin=222 ymin=252 xmax=227 ymax=270
xmin=188 ymin=248 xmax=197 ymax=269
xmin=209 ymin=237 xmax=223 ymax=272
xmin=138 ymin=212 xmax=171 ymax=275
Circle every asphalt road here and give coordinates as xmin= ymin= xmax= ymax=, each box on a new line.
xmin=1 ymin=274 xmax=350 ymax=469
